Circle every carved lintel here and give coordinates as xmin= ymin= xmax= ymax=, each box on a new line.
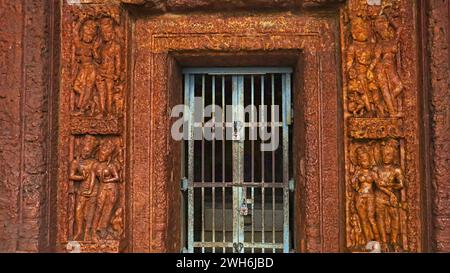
xmin=120 ymin=0 xmax=345 ymax=11
xmin=70 ymin=116 xmax=122 ymax=135
xmin=348 ymin=118 xmax=403 ymax=139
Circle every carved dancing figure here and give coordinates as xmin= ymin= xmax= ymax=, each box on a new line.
xmin=95 ymin=17 xmax=122 ymax=116
xmin=69 ymin=135 xmax=99 ymax=241
xmin=374 ymin=140 xmax=407 ymax=252
xmin=352 ymin=146 xmax=380 ymax=245
xmin=73 ymin=20 xmax=99 ymax=115
xmin=367 ymin=10 xmax=404 ymax=117
xmin=91 ymin=140 xmax=121 ymax=239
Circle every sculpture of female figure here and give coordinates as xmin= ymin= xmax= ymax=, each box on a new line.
xmin=69 ymin=135 xmax=99 ymax=241
xmin=352 ymin=146 xmax=380 ymax=245
xmin=73 ymin=20 xmax=99 ymax=115
xmin=367 ymin=10 xmax=404 ymax=117
xmin=375 ymin=140 xmax=406 ymax=252
xmin=90 ymin=139 xmax=120 ymax=239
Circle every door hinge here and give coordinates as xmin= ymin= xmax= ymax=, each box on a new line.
xmin=180 ymin=177 xmax=188 ymax=191
xmin=289 ymin=179 xmax=295 ymax=192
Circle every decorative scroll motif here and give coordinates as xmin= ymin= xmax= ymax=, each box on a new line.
xmin=348 ymin=118 xmax=403 ymax=139
xmin=70 ymin=116 xmax=122 ymax=135
xmin=343 ymin=0 xmax=411 ymax=253
xmin=60 ymin=3 xmax=126 ymax=253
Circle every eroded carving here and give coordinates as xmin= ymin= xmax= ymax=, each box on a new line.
xmin=73 ymin=19 xmax=98 ymax=117
xmin=343 ymin=0 xmax=412 ymax=253
xmin=348 ymin=117 xmax=403 ymax=139
xmin=59 ymin=4 xmax=127 ymax=253
xmin=71 ymin=10 xmax=125 ymax=137
xmin=374 ymin=139 xmax=407 ymax=252
xmin=369 ymin=10 xmax=404 ymax=117
xmin=345 ymin=1 xmax=404 ymax=119
xmin=95 ymin=17 xmax=123 ymax=117
xmin=347 ymin=139 xmax=408 ymax=252
xmin=91 ymin=139 xmax=122 ymax=240
xmin=351 ymin=145 xmax=380 ymax=246
xmin=69 ymin=135 xmax=99 ymax=241
xmin=68 ymin=135 xmax=124 ymax=247
xmin=71 ymin=9 xmax=124 ymax=124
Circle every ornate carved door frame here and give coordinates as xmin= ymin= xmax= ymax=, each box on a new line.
xmin=53 ymin=0 xmax=428 ymax=253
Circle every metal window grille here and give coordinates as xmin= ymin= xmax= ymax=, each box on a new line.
xmin=181 ymin=67 xmax=293 ymax=253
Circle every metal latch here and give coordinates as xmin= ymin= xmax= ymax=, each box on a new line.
xmin=180 ymin=177 xmax=188 ymax=191
xmin=240 ymin=199 xmax=249 ymax=216
xmin=289 ymin=179 xmax=295 ymax=192
xmin=233 ymin=121 xmax=243 ymax=141
xmin=233 ymin=242 xmax=244 ymax=253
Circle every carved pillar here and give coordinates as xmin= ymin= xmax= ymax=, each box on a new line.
xmin=0 ymin=0 xmax=54 ymax=252
xmin=428 ymin=0 xmax=450 ymax=253
xmin=341 ymin=0 xmax=423 ymax=252
xmin=56 ymin=1 xmax=127 ymax=252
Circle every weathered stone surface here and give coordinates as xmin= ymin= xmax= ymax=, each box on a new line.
xmin=122 ymin=0 xmax=344 ymax=11
xmin=0 ymin=0 xmax=447 ymax=253
xmin=0 ymin=0 xmax=52 ymax=252
xmin=428 ymin=0 xmax=450 ymax=253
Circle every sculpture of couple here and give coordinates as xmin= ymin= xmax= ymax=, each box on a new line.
xmin=69 ymin=135 xmax=122 ymax=241
xmin=73 ymin=17 xmax=122 ymax=117
xmin=351 ymin=140 xmax=407 ymax=252
xmin=346 ymin=8 xmax=404 ymax=118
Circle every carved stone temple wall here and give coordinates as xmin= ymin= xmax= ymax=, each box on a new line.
xmin=0 ymin=0 xmax=449 ymax=253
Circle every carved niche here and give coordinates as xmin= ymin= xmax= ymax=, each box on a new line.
xmin=342 ymin=0 xmax=421 ymax=253
xmin=57 ymin=3 xmax=127 ymax=253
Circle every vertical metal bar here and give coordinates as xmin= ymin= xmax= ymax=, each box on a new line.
xmin=221 ymin=76 xmax=226 ymax=253
xmin=261 ymin=75 xmax=265 ymax=253
xmin=237 ymin=76 xmax=245 ymax=252
xmin=271 ymin=74 xmax=276 ymax=253
xmin=212 ymin=75 xmax=216 ymax=253
xmin=201 ymin=75 xmax=205 ymax=253
xmin=187 ymin=74 xmax=195 ymax=253
xmin=232 ymin=75 xmax=245 ymax=253
xmin=251 ymin=75 xmax=255 ymax=253
xmin=181 ymin=78 xmax=186 ymax=251
xmin=232 ymin=76 xmax=239 ymax=253
xmin=282 ymin=73 xmax=291 ymax=253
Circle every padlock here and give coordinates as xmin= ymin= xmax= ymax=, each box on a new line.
xmin=233 ymin=120 xmax=243 ymax=141
xmin=240 ymin=201 xmax=249 ymax=216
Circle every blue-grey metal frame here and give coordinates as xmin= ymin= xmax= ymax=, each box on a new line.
xmin=182 ymin=67 xmax=292 ymax=253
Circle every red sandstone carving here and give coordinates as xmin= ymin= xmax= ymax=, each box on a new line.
xmin=0 ymin=0 xmax=441 ymax=253
xmin=342 ymin=0 xmax=421 ymax=253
